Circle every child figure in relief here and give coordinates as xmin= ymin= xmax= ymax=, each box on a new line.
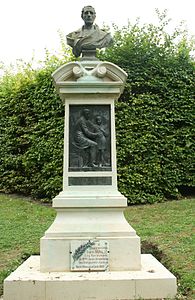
xmin=94 ymin=115 xmax=108 ymax=167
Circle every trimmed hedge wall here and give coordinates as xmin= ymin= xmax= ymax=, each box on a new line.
xmin=0 ymin=17 xmax=194 ymax=204
xmin=0 ymin=65 xmax=64 ymax=199
xmin=98 ymin=20 xmax=195 ymax=203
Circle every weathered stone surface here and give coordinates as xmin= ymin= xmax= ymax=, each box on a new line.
xmin=4 ymin=255 xmax=177 ymax=300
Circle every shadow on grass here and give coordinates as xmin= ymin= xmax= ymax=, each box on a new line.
xmin=142 ymin=240 xmax=193 ymax=299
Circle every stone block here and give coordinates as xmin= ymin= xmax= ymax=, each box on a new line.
xmin=4 ymin=255 xmax=177 ymax=300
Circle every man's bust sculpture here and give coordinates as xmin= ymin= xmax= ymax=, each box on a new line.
xmin=66 ymin=6 xmax=112 ymax=58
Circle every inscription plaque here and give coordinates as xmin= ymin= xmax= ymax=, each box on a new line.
xmin=70 ymin=240 xmax=109 ymax=271
xmin=68 ymin=176 xmax=112 ymax=186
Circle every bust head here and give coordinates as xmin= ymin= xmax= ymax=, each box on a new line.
xmin=81 ymin=6 xmax=96 ymax=27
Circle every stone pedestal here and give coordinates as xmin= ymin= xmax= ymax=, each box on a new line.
xmin=40 ymin=61 xmax=142 ymax=273
xmin=40 ymin=192 xmax=141 ymax=272
xmin=3 ymin=60 xmax=177 ymax=299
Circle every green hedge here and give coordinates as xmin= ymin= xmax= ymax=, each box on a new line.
xmin=99 ymin=16 xmax=195 ymax=203
xmin=0 ymin=15 xmax=194 ymax=204
xmin=0 ymin=61 xmax=65 ymax=199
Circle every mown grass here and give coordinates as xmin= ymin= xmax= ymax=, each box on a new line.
xmin=0 ymin=194 xmax=194 ymax=299
xmin=125 ymin=198 xmax=195 ymax=299
xmin=0 ymin=194 xmax=56 ymax=296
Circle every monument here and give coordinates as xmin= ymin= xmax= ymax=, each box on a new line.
xmin=4 ymin=6 xmax=177 ymax=300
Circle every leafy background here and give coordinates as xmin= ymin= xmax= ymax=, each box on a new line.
xmin=0 ymin=11 xmax=194 ymax=204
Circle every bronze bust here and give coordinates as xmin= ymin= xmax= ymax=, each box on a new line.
xmin=66 ymin=6 xmax=112 ymax=58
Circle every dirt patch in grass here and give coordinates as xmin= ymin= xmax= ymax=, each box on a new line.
xmin=0 ymin=249 xmax=22 ymax=270
xmin=141 ymin=240 xmax=167 ymax=261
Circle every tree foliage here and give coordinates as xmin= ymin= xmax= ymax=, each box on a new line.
xmin=0 ymin=12 xmax=194 ymax=203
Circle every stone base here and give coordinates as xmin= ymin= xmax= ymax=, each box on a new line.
xmin=40 ymin=190 xmax=142 ymax=272
xmin=40 ymin=235 xmax=141 ymax=272
xmin=4 ymin=255 xmax=177 ymax=300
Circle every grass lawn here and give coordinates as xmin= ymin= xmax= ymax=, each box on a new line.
xmin=0 ymin=194 xmax=194 ymax=299
xmin=125 ymin=198 xmax=195 ymax=299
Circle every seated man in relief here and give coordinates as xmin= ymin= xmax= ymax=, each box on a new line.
xmin=73 ymin=108 xmax=100 ymax=168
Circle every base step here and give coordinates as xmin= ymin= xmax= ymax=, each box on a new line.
xmin=4 ymin=255 xmax=177 ymax=300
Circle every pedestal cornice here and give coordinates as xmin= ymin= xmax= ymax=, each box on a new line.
xmin=52 ymin=61 xmax=127 ymax=101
